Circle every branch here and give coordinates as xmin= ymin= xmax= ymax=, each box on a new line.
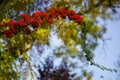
xmin=84 ymin=0 xmax=105 ymax=13
xmin=108 ymin=0 xmax=117 ymax=13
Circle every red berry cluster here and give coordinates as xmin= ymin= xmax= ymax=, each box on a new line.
xmin=48 ymin=8 xmax=83 ymax=23
xmin=0 ymin=8 xmax=83 ymax=38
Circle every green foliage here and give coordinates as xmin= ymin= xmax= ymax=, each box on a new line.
xmin=0 ymin=0 xmax=34 ymax=22
xmin=53 ymin=16 xmax=104 ymax=61
xmin=0 ymin=0 xmax=118 ymax=80
xmin=91 ymin=61 xmax=117 ymax=72
xmin=52 ymin=0 xmax=119 ymax=20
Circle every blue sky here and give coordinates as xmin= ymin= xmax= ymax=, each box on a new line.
xmin=29 ymin=17 xmax=120 ymax=80
xmin=37 ymin=18 xmax=120 ymax=80
xmin=44 ymin=18 xmax=120 ymax=80
xmin=90 ymin=18 xmax=120 ymax=80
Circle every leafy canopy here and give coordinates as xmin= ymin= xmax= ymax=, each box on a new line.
xmin=0 ymin=0 xmax=119 ymax=80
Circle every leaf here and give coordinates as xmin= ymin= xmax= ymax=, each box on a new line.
xmin=22 ymin=52 xmax=27 ymax=60
xmin=55 ymin=52 xmax=62 ymax=57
